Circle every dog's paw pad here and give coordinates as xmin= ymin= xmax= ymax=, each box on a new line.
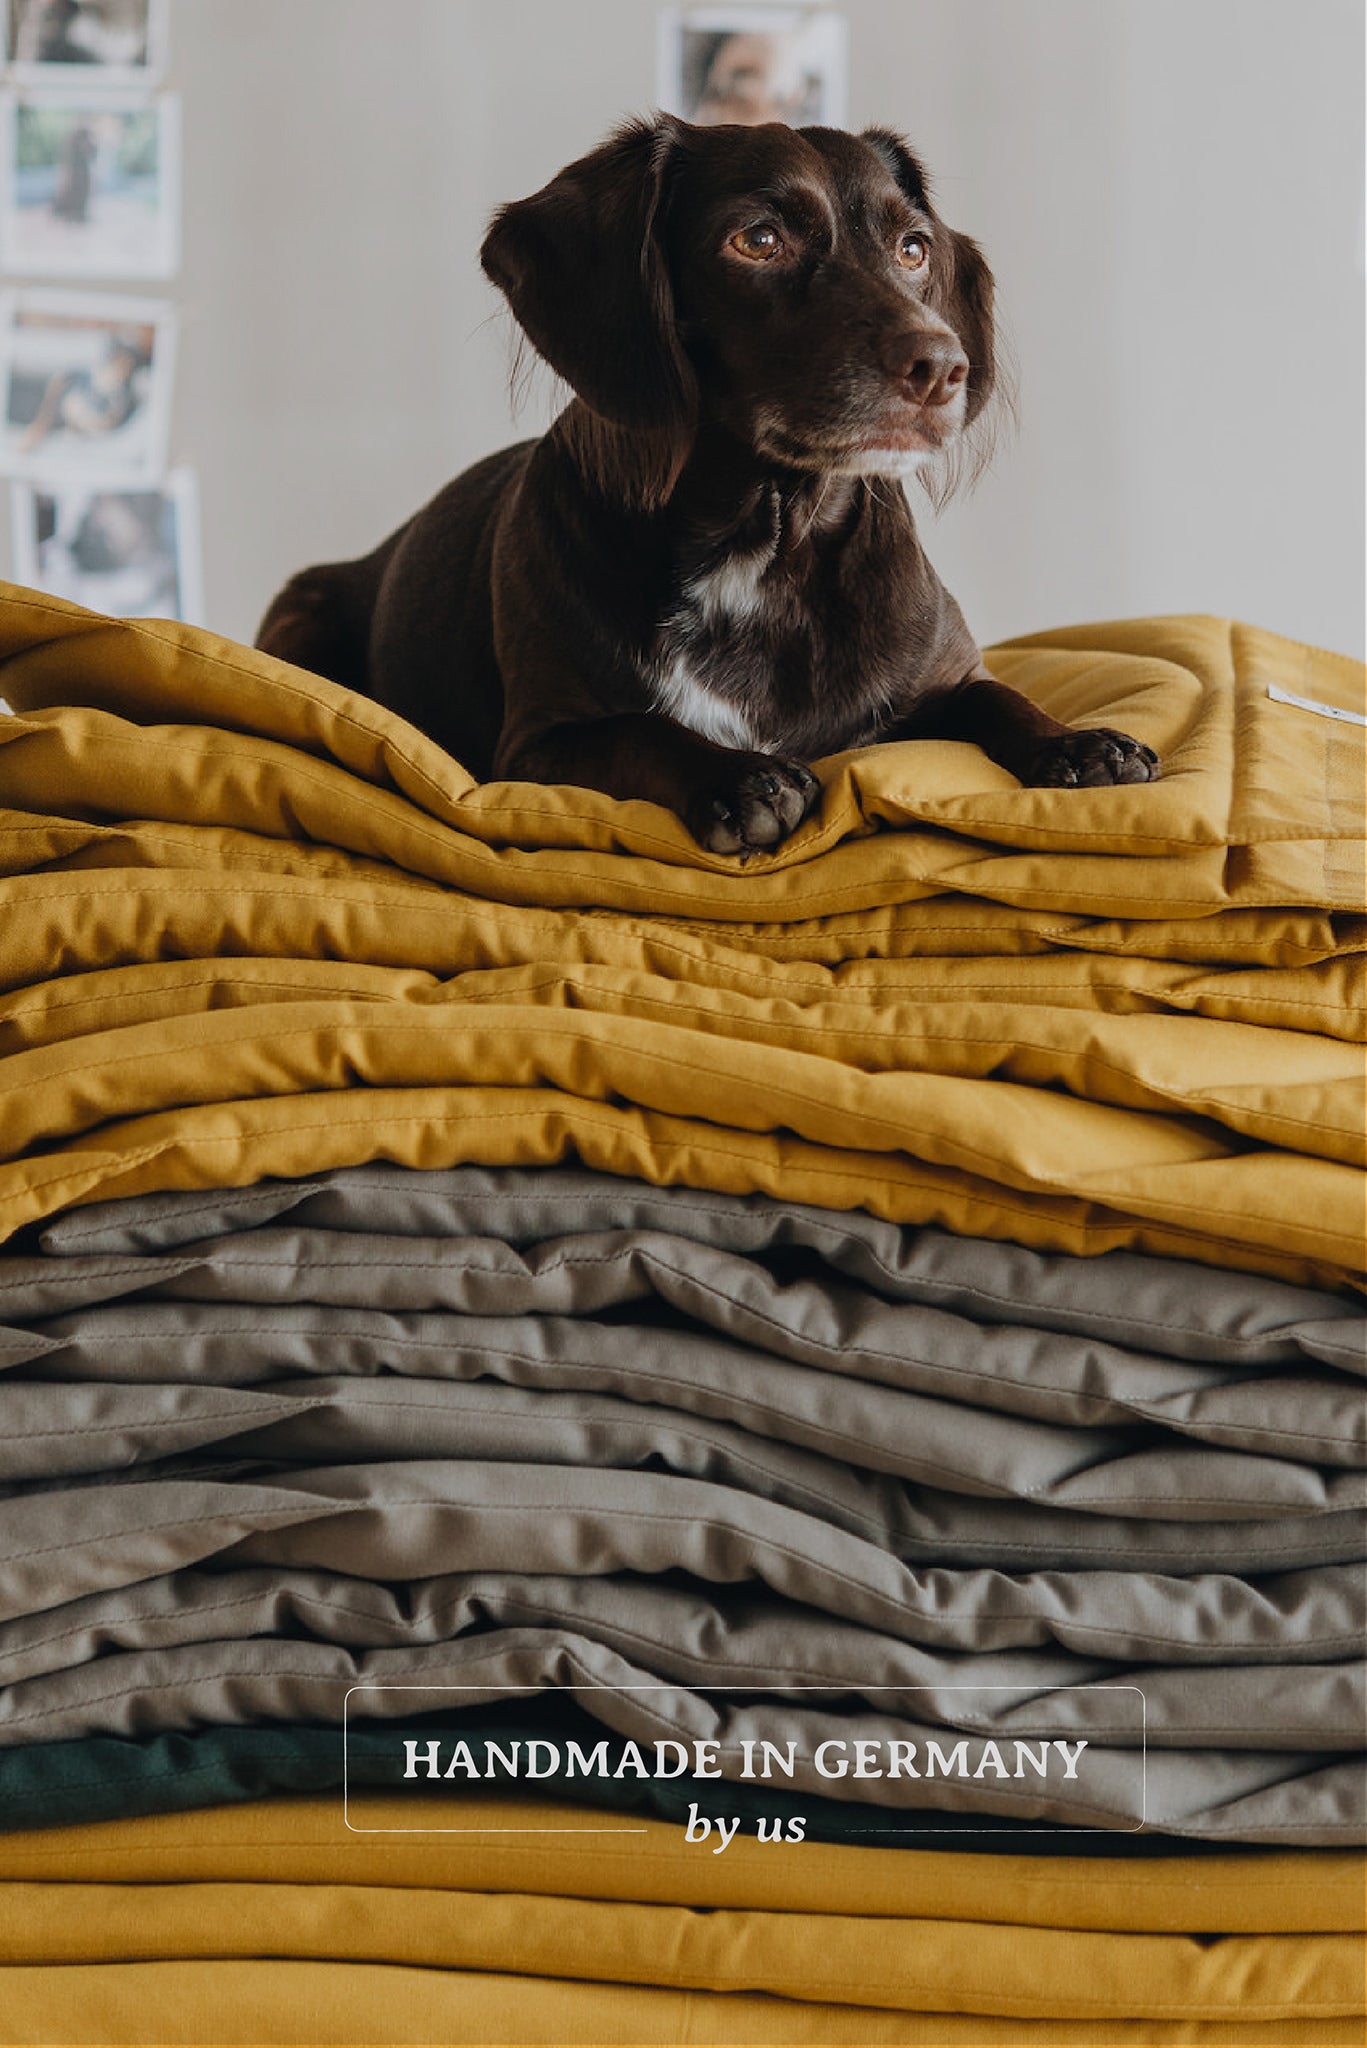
xmin=689 ymin=757 xmax=820 ymax=854
xmin=1026 ymin=728 xmax=1161 ymax=788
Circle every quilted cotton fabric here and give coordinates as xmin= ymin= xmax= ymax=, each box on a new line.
xmin=0 ymin=1966 xmax=1359 ymax=2046
xmin=0 ymin=587 xmax=1362 ymax=2039
xmin=0 ymin=1798 xmax=1359 ymax=2043
xmin=0 ymin=590 xmax=1363 ymax=1285
xmin=0 ymin=1166 xmax=1360 ymax=1843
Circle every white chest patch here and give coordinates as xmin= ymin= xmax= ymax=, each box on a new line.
xmin=649 ymin=525 xmax=779 ymax=749
xmin=653 ymin=652 xmax=755 ymax=749
xmin=685 ymin=551 xmax=771 ymax=625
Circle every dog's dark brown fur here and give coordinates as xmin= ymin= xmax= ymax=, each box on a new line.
xmin=258 ymin=116 xmax=1158 ymax=853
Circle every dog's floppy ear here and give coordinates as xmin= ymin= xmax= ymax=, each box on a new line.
xmin=862 ymin=127 xmax=996 ymax=427
xmin=481 ymin=116 xmax=696 ymax=442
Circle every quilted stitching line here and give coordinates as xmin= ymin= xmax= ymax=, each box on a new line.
xmin=47 ymin=1283 xmax=1367 ymax=1458
xmin=2 ymin=1573 xmax=1359 ymax=1674
xmin=7 ymin=979 xmax=1359 ymax=1156
xmin=5 ymin=1010 xmax=1361 ymax=1215
xmin=8 ymin=1100 xmax=1363 ymax=1271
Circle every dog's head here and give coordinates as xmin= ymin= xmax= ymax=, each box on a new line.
xmin=481 ymin=115 xmax=997 ymax=504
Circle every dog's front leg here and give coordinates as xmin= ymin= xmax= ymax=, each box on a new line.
xmin=499 ymin=713 xmax=821 ymax=855
xmin=891 ymin=667 xmax=1160 ymax=787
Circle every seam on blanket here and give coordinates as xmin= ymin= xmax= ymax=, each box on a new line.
xmin=13 ymin=954 xmax=1359 ymax=1018
xmin=0 ymin=1398 xmax=313 ymax=1444
xmin=24 ymin=1196 xmax=1360 ymax=1368
xmin=51 ymin=1300 xmax=1367 ymax=1458
xmin=9 ymin=982 xmax=1359 ymax=1160
xmin=2 ymin=974 xmax=424 ymax=1024
xmin=5 ymin=712 xmax=1316 ymax=910
xmin=0 ymin=1642 xmax=702 ymax=1754
xmin=38 ymin=1186 xmax=330 ymax=1247
xmin=6 ymin=1013 xmax=1362 ymax=1210
xmin=12 ymin=1105 xmax=1365 ymax=1277
xmin=0 ymin=1753 xmax=332 ymax=1794
xmin=0 ymin=1820 xmax=1361 ymax=1862
xmin=459 ymin=1583 xmax=1367 ymax=1672
xmin=9 ymin=724 xmax=733 ymax=871
xmin=0 ymin=600 xmax=474 ymax=826
xmin=0 ymin=1505 xmax=335 ymax=1570
xmin=0 ymin=847 xmax=1307 ymax=912
xmin=3 ymin=1492 xmax=1359 ymax=1631
xmin=0 ymin=1257 xmax=200 ymax=1291
xmin=142 ymin=1374 xmax=1367 ymax=1510
xmin=0 ymin=832 xmax=425 ymax=884
xmin=207 ymin=1392 xmax=915 ymax=1536
xmin=460 ymin=780 xmax=1279 ymax=849
xmin=4 ymin=1389 xmax=925 ymax=1537
xmin=451 ymin=978 xmax=1366 ymax=1144
xmin=665 ymin=909 xmax=1351 ymax=948
xmin=0 ymin=851 xmax=453 ymax=893
xmin=38 ymin=1202 xmax=1358 ymax=1358
xmin=61 ymin=1264 xmax=1363 ymax=1378
xmin=6 ymin=1574 xmax=1362 ymax=1672
xmin=444 ymin=984 xmax=1367 ymax=1142
xmin=8 ymin=871 xmax=1358 ymax=989
xmin=542 ymin=999 xmax=1367 ymax=1125
xmin=0 ymin=1586 xmax=391 ymax=1662
xmin=5 ymin=966 xmax=1360 ymax=1066
xmin=13 ymin=616 xmax=1304 ymax=852
xmin=33 ymin=867 xmax=1346 ymax=973
xmin=4 ymin=1330 xmax=1362 ymax=1509
xmin=261 ymin=1479 xmax=1363 ymax=1519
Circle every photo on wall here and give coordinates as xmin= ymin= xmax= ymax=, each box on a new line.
xmin=6 ymin=0 xmax=169 ymax=86
xmin=656 ymin=5 xmax=849 ymax=127
xmin=0 ymin=286 xmax=174 ymax=479
xmin=11 ymin=463 xmax=200 ymax=619
xmin=0 ymin=89 xmax=179 ymax=277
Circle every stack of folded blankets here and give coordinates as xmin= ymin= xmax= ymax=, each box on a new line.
xmin=0 ymin=587 xmax=1360 ymax=2043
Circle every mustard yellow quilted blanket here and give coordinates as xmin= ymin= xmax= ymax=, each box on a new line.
xmin=0 ymin=588 xmax=1362 ymax=1286
xmin=0 ymin=1798 xmax=1357 ymax=2043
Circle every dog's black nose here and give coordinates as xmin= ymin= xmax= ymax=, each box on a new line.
xmin=885 ymin=336 xmax=969 ymax=408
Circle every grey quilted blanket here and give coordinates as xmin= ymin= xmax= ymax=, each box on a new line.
xmin=0 ymin=1166 xmax=1360 ymax=1843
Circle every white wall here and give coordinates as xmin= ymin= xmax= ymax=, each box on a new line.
xmin=99 ymin=0 xmax=1365 ymax=656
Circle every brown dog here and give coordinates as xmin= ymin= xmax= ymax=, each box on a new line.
xmin=257 ymin=117 xmax=1158 ymax=853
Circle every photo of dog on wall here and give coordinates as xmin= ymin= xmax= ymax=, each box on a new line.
xmin=6 ymin=0 xmax=168 ymax=84
xmin=0 ymin=90 xmax=179 ymax=277
xmin=0 ymin=287 xmax=174 ymax=479
xmin=656 ymin=5 xmax=849 ymax=127
xmin=11 ymin=464 xmax=200 ymax=619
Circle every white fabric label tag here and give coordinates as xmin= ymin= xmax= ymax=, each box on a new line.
xmin=1268 ymin=682 xmax=1366 ymax=727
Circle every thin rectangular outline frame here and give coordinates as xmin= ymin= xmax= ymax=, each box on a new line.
xmin=342 ymin=1682 xmax=1148 ymax=1835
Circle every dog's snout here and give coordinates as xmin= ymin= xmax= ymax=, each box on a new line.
xmin=884 ymin=335 xmax=969 ymax=409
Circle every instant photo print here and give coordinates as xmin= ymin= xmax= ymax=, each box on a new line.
xmin=657 ymin=4 xmax=849 ymax=126
xmin=0 ymin=87 xmax=179 ymax=277
xmin=0 ymin=285 xmax=173 ymax=477
xmin=6 ymin=0 xmax=169 ymax=87
xmin=10 ymin=461 xmax=199 ymax=617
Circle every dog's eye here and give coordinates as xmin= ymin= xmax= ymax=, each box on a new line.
xmin=728 ymin=223 xmax=783 ymax=262
xmin=896 ymin=233 xmax=929 ymax=271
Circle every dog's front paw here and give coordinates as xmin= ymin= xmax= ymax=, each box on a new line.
xmin=1024 ymin=727 xmax=1161 ymax=788
xmin=686 ymin=755 xmax=821 ymax=855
